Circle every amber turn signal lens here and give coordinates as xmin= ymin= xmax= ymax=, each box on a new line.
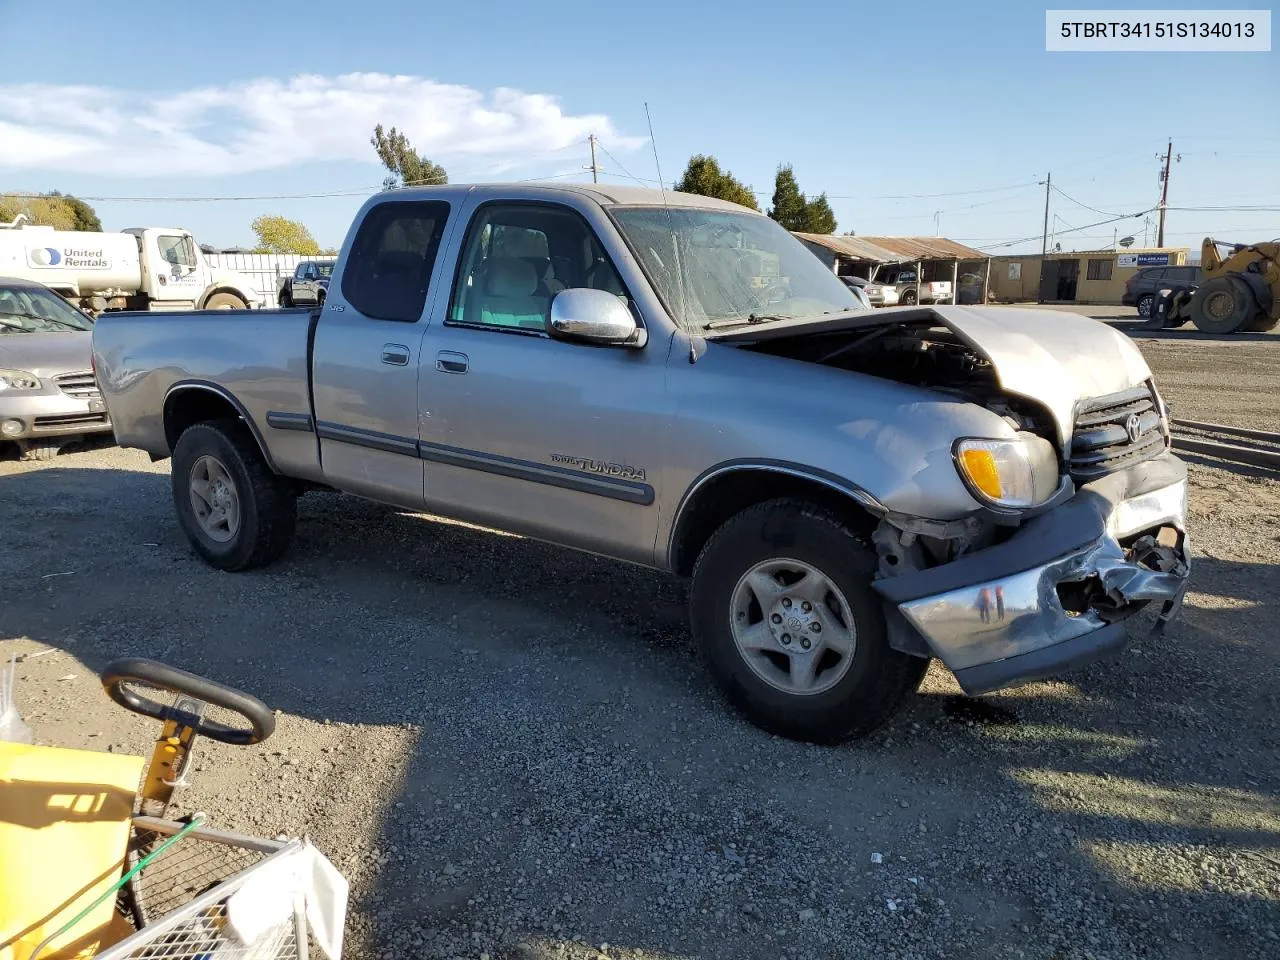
xmin=958 ymin=448 xmax=1004 ymax=500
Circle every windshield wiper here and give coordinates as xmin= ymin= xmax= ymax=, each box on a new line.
xmin=703 ymin=313 xmax=796 ymax=331
xmin=0 ymin=311 xmax=84 ymax=331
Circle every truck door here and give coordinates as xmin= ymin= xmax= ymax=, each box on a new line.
xmin=146 ymin=232 xmax=204 ymax=302
xmin=416 ymin=197 xmax=670 ymax=565
xmin=310 ymin=199 xmax=456 ymax=506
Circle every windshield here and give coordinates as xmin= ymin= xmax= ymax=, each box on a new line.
xmin=315 ymin=262 xmax=334 ymax=278
xmin=0 ymin=284 xmax=94 ymax=333
xmin=610 ymin=206 xmax=862 ymax=330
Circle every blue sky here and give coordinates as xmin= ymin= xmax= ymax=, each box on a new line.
xmin=1 ymin=0 xmax=1276 ymax=252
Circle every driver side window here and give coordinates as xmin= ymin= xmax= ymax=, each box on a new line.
xmin=447 ymin=203 xmax=629 ymax=332
xmin=157 ymin=235 xmax=195 ymax=268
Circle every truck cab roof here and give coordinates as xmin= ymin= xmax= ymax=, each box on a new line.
xmin=369 ymin=182 xmax=761 ymax=214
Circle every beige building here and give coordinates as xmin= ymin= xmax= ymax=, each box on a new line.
xmin=987 ymin=247 xmax=1190 ymax=305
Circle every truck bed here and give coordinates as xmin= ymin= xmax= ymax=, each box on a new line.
xmin=92 ymin=307 xmax=323 ymax=481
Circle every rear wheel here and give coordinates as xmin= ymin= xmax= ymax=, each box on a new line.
xmin=1189 ymin=276 xmax=1257 ymax=334
xmin=279 ymin=289 xmax=293 ymax=308
xmin=205 ymin=292 xmax=248 ymax=310
xmin=899 ymin=289 xmax=918 ymax=306
xmin=1136 ymin=293 xmax=1154 ymax=320
xmin=171 ymin=420 xmax=296 ymax=571
xmin=689 ymin=499 xmax=927 ymax=744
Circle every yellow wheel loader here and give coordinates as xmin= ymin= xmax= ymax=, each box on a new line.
xmin=1160 ymin=238 xmax=1279 ymax=334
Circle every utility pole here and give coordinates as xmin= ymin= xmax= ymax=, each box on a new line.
xmin=1040 ymin=172 xmax=1052 ymax=259
xmin=1034 ymin=173 xmax=1053 ymax=304
xmin=1156 ymin=140 xmax=1179 ymax=248
xmin=586 ymin=134 xmax=601 ymax=184
xmin=933 ymin=210 xmax=942 ymax=236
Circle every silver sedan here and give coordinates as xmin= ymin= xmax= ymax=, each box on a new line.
xmin=0 ymin=277 xmax=112 ymax=460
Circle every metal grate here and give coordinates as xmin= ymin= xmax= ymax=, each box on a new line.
xmin=96 ymin=819 xmax=313 ymax=960
xmin=53 ymin=371 xmax=101 ymax=399
xmin=123 ymin=826 xmax=270 ymax=924
xmin=1069 ymin=383 xmax=1167 ymax=481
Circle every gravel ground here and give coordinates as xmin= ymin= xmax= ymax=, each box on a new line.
xmin=2 ymin=330 xmax=1278 ymax=960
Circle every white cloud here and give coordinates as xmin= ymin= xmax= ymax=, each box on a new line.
xmin=0 ymin=73 xmax=645 ymax=178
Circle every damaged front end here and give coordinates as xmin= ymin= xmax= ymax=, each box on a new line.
xmin=871 ymin=454 xmax=1190 ymax=696
xmin=719 ymin=304 xmax=1191 ymax=695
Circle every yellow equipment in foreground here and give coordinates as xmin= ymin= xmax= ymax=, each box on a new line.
xmin=0 ymin=658 xmax=310 ymax=960
xmin=0 ymin=744 xmax=143 ymax=960
xmin=1166 ymin=237 xmax=1280 ymax=334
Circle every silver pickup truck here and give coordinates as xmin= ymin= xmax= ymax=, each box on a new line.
xmin=92 ymin=184 xmax=1190 ymax=744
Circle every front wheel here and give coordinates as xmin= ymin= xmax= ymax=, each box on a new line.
xmin=1190 ymin=276 xmax=1257 ymax=334
xmin=172 ymin=420 xmax=297 ymax=571
xmin=689 ymin=499 xmax=928 ymax=744
xmin=205 ymin=292 xmax=248 ymax=310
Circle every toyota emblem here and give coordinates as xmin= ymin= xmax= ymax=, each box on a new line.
xmin=1125 ymin=412 xmax=1143 ymax=444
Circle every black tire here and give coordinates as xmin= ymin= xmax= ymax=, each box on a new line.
xmin=689 ymin=498 xmax=928 ymax=744
xmin=205 ymin=292 xmax=248 ymax=310
xmin=279 ymin=289 xmax=293 ymax=308
xmin=899 ymin=289 xmax=918 ymax=306
xmin=171 ymin=420 xmax=296 ymax=571
xmin=1250 ymin=312 xmax=1279 ymax=332
xmin=1189 ymin=276 xmax=1257 ymax=334
xmin=1136 ymin=293 xmax=1154 ymax=320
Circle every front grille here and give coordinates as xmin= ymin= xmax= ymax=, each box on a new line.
xmin=1069 ymin=383 xmax=1167 ymax=481
xmin=53 ymin=370 xmax=101 ymax=399
xmin=33 ymin=412 xmax=109 ymax=430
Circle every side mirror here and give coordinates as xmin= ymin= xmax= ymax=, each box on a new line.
xmin=547 ymin=288 xmax=645 ymax=347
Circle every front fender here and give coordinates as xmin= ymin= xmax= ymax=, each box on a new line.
xmin=662 ymin=339 xmax=1017 ymax=526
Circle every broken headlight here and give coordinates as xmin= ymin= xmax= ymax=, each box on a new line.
xmin=954 ymin=433 xmax=1060 ymax=509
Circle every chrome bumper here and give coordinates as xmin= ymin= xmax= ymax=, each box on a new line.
xmin=875 ymin=455 xmax=1190 ymax=695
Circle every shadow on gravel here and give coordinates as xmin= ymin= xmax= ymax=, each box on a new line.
xmin=2 ymin=464 xmax=1278 ymax=959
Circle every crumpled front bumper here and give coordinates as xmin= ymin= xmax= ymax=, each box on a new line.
xmin=873 ymin=452 xmax=1190 ymax=696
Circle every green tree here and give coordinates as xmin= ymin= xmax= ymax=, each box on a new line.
xmin=768 ymin=166 xmax=839 ymax=233
xmin=0 ymin=192 xmax=101 ymax=231
xmin=767 ymin=165 xmax=809 ymax=231
xmin=803 ymin=192 xmax=837 ymax=234
xmin=672 ymin=155 xmax=759 ymax=210
xmin=250 ymin=214 xmax=322 ymax=255
xmin=371 ymin=124 xmax=448 ymax=190
xmin=46 ymin=191 xmax=102 ymax=231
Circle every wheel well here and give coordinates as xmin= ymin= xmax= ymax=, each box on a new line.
xmin=669 ymin=469 xmax=879 ymax=577
xmin=164 ymin=388 xmax=252 ymax=453
xmin=200 ymin=287 xmax=249 ymax=308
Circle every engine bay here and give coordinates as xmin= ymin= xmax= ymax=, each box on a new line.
xmin=738 ymin=319 xmax=1055 ymax=437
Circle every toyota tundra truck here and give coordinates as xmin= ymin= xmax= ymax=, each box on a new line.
xmin=91 ymin=184 xmax=1190 ymax=744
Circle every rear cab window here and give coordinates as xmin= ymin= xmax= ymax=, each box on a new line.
xmin=341 ymin=201 xmax=451 ymax=322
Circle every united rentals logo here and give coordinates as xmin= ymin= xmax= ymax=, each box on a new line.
xmin=27 ymin=246 xmax=110 ymax=269
xmin=551 ymin=453 xmax=647 ymax=482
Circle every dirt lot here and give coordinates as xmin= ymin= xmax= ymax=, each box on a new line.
xmin=3 ymin=328 xmax=1278 ymax=960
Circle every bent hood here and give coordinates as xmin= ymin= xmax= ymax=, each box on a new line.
xmin=708 ymin=304 xmax=1153 ymax=446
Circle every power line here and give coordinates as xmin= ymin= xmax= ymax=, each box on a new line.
xmin=593 ymin=139 xmax=650 ymax=187
xmin=976 ymin=207 xmax=1157 ymax=251
xmin=1051 ymin=185 xmax=1128 ymax=218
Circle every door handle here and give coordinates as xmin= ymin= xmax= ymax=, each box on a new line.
xmin=381 ymin=343 xmax=410 ymax=366
xmin=435 ymin=350 xmax=469 ymax=374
